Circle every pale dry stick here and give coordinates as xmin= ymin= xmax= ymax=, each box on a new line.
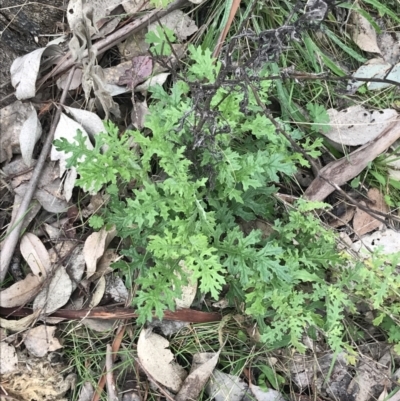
xmin=0 ymin=67 xmax=76 ymax=282
xmin=36 ymin=0 xmax=188 ymax=90
xmin=105 ymin=344 xmax=119 ymax=401
xmin=92 ymin=324 xmax=126 ymax=401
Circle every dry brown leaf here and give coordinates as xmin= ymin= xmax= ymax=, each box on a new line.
xmin=353 ymin=188 xmax=388 ymax=236
xmin=250 ymin=385 xmax=286 ymax=401
xmin=175 ymin=352 xmax=220 ymax=401
xmin=7 ymin=195 xmax=41 ymax=239
xmin=6 ymin=159 xmax=69 ymax=213
xmin=122 ymin=0 xmax=151 ymax=13
xmin=23 ymin=325 xmax=63 ymax=357
xmin=43 ymin=223 xmax=62 ymax=240
xmin=83 ymin=225 xmax=117 ymax=278
xmin=0 ymin=312 xmax=40 ymax=333
xmin=118 ymin=28 xmax=149 ymax=61
xmin=324 ymin=106 xmax=397 ymax=147
xmin=64 ymin=106 xmax=105 ymax=140
xmin=135 ymin=72 xmax=170 ymax=93
xmin=378 ymin=32 xmax=400 ymax=65
xmin=206 ymin=370 xmax=249 ymax=401
xmin=20 ymin=233 xmax=51 ymax=278
xmin=0 ymin=273 xmax=42 ymax=308
xmin=10 ymin=45 xmax=62 ymax=100
xmin=51 ymin=112 xmax=94 ymax=178
xmin=65 ymin=245 xmax=86 ymax=291
xmin=131 ymin=99 xmax=149 ymax=130
xmin=329 ymin=206 xmax=356 ymax=228
xmin=351 ymin=12 xmax=381 ymax=54
xmin=304 ymin=120 xmax=400 ymax=201
xmin=57 ymin=68 xmax=83 ymax=90
xmin=89 ymin=249 xmax=120 ymax=281
xmin=33 ymin=266 xmax=73 ymax=314
xmin=88 ymin=276 xmax=106 ymax=308
xmin=104 ymin=44 xmax=184 ymax=96
xmin=20 ymin=106 xmax=42 ymax=167
xmin=104 ymin=275 xmax=129 ymax=303
xmin=0 ymin=101 xmax=32 ymax=163
xmin=118 ymin=56 xmax=153 ymax=89
xmin=137 ymin=328 xmax=187 ymax=392
xmin=48 ymin=240 xmax=78 ymax=264
xmin=148 ymin=10 xmax=198 ymax=41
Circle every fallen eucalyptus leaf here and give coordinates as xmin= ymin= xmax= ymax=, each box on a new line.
xmin=10 ymin=45 xmax=62 ymax=100
xmin=351 ymin=11 xmax=381 ymax=54
xmin=0 ymin=311 xmax=40 ymax=332
xmin=324 ymin=106 xmax=397 ymax=147
xmin=0 ymin=274 xmax=43 ymax=308
xmin=175 ymin=352 xmax=220 ymax=401
xmin=137 ymin=328 xmax=187 ymax=392
xmin=135 ymin=73 xmax=170 ymax=92
xmin=83 ymin=225 xmax=117 ymax=278
xmin=352 ymin=229 xmax=400 ymax=254
xmin=20 ymin=106 xmax=42 ymax=167
xmin=33 ymin=266 xmax=73 ymax=314
xmin=353 ymin=188 xmax=388 ymax=237
xmin=24 ymin=325 xmax=63 ymax=357
xmin=148 ymin=10 xmax=198 ymax=41
xmin=88 ymin=276 xmax=106 ymax=308
xmin=20 ymin=233 xmax=51 ymax=279
xmin=64 ymin=106 xmax=105 ymax=140
xmin=51 ymin=112 xmax=94 ymax=177
xmin=0 ymin=101 xmax=32 ymax=163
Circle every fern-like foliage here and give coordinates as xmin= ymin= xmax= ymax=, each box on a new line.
xmin=54 ymin=44 xmax=400 ymax=353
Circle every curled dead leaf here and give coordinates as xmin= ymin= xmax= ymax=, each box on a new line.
xmin=353 ymin=188 xmax=388 ymax=237
xmin=20 ymin=233 xmax=51 ymax=278
xmin=0 ymin=274 xmax=42 ymax=308
xmin=83 ymin=225 xmax=117 ymax=278
xmin=0 ymin=311 xmax=40 ymax=332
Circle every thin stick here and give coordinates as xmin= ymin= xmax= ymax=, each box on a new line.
xmin=0 ymin=67 xmax=76 ymax=282
xmin=105 ymin=344 xmax=119 ymax=401
xmin=92 ymin=324 xmax=126 ymax=401
xmin=0 ymin=305 xmax=223 ymax=323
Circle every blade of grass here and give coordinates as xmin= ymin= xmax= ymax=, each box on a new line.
xmin=362 ymin=0 xmax=400 ymax=23
xmin=322 ymin=26 xmax=367 ymax=63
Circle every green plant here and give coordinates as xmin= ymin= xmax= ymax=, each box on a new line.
xmin=145 ymin=26 xmax=176 ymax=56
xmin=55 ymin=44 xmax=400 ymax=353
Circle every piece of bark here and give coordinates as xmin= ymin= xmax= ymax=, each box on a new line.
xmin=305 ymin=121 xmax=400 ymax=201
